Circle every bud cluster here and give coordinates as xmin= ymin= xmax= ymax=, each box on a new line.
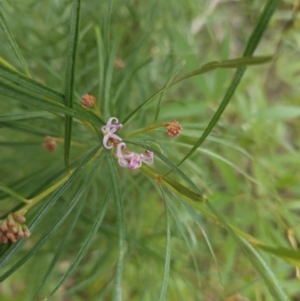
xmin=165 ymin=119 xmax=182 ymax=138
xmin=43 ymin=136 xmax=57 ymax=152
xmin=81 ymin=94 xmax=96 ymax=108
xmin=0 ymin=213 xmax=30 ymax=244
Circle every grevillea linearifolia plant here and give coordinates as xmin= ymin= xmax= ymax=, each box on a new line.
xmin=1 ymin=109 xmax=183 ymax=245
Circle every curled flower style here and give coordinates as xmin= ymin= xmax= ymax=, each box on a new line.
xmin=0 ymin=212 xmax=30 ymax=244
xmin=101 ymin=117 xmax=123 ymax=149
xmin=116 ymin=142 xmax=140 ymax=170
xmin=115 ymin=142 xmax=153 ymax=170
xmin=102 ymin=117 xmax=154 ymax=169
xmin=141 ymin=150 xmax=154 ymax=165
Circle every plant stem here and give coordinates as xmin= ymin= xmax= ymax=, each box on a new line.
xmin=124 ymin=123 xmax=167 ymax=138
xmin=17 ymin=170 xmax=75 ymax=215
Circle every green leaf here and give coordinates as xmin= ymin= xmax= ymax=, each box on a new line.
xmin=95 ymin=26 xmax=105 ymax=109
xmin=176 ymin=0 xmax=280 ymax=167
xmin=104 ymin=38 xmax=119 ymax=120
xmin=0 ymin=80 xmax=75 ymax=119
xmin=162 ymin=174 xmax=203 ymax=202
xmin=0 ymin=112 xmax=52 ymax=122
xmin=34 ymin=156 xmax=105 ymax=297
xmin=0 ymin=144 xmax=101 ymax=270
xmin=204 ymin=200 xmax=290 ymax=301
xmin=154 ymin=61 xmax=185 ymax=123
xmin=126 ymin=140 xmax=206 ymax=202
xmin=122 ymin=56 xmax=271 ymax=125
xmin=64 ymin=0 xmax=81 ymax=168
xmin=0 ymin=121 xmax=51 ymax=137
xmin=0 ymin=9 xmax=30 ymax=77
xmin=170 ymin=56 xmax=272 ymax=86
xmin=174 ymin=193 xmax=222 ymax=285
xmin=240 ymin=239 xmax=290 ymax=301
xmin=0 ymin=61 xmax=63 ymax=102
xmin=0 ymin=182 xmax=27 ymax=203
xmin=105 ymin=151 xmax=125 ymax=301
xmin=0 ymin=165 xmax=100 ymax=282
xmin=46 ymin=188 xmax=110 ymax=299
xmin=166 ymin=195 xmax=201 ymax=286
xmin=132 ymin=140 xmax=289 ymax=300
xmin=33 ymin=198 xmax=86 ymax=298
xmin=258 ymin=245 xmax=300 ymax=268
xmin=158 ymin=188 xmax=171 ymax=301
xmin=0 ymin=80 xmax=104 ymax=126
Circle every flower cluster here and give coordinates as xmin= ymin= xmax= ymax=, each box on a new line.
xmin=0 ymin=212 xmax=30 ymax=244
xmin=101 ymin=117 xmax=154 ymax=170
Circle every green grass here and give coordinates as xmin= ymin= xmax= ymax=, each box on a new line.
xmin=0 ymin=0 xmax=300 ymax=300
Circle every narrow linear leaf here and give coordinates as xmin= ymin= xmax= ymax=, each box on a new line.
xmin=64 ymin=0 xmax=81 ymax=168
xmin=113 ymin=58 xmax=152 ymax=107
xmin=158 ymin=188 xmax=171 ymax=301
xmin=175 ymin=141 xmax=261 ymax=185
xmin=0 ymin=9 xmax=30 ymax=77
xmin=0 ymin=112 xmax=52 ymax=122
xmin=258 ymin=245 xmax=300 ymax=268
xmin=0 ymin=182 xmax=27 ymax=203
xmin=122 ymin=56 xmax=271 ymax=125
xmin=0 ymin=144 xmax=101 ymax=269
xmin=46 ymin=189 xmax=110 ymax=299
xmin=0 ymin=61 xmax=63 ymax=102
xmin=177 ymin=196 xmax=222 ymax=285
xmin=0 ymin=80 xmax=104 ymax=127
xmin=104 ymin=38 xmax=119 ymax=120
xmin=171 ymin=56 xmax=272 ymax=86
xmin=95 ymin=26 xmax=104 ymax=109
xmin=176 ymin=0 xmax=280 ymax=167
xmin=34 ymin=156 xmax=105 ymax=297
xmin=154 ymin=61 xmax=185 ymax=123
xmin=204 ymin=199 xmax=290 ymax=301
xmin=162 ymin=176 xmax=204 ymax=202
xmin=166 ymin=196 xmax=201 ymax=287
xmin=0 ymin=80 xmax=79 ymax=120
xmin=0 ymin=164 xmax=100 ymax=282
xmin=127 ymin=140 xmax=206 ymax=202
xmin=105 ymin=151 xmax=125 ymax=301
xmin=33 ymin=198 xmax=86 ymax=299
xmin=0 ymin=57 xmax=19 ymax=72
xmin=132 ymin=140 xmax=289 ymax=300
xmin=0 ymin=121 xmax=52 ymax=137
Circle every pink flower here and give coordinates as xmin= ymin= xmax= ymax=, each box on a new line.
xmin=115 ymin=142 xmax=152 ymax=170
xmin=101 ymin=117 xmax=123 ymax=149
xmin=101 ymin=117 xmax=123 ymax=134
xmin=116 ymin=143 xmax=132 ymax=167
xmin=140 ymin=150 xmax=154 ymax=165
xmin=102 ymin=117 xmax=154 ymax=169
xmin=128 ymin=154 xmax=142 ymax=170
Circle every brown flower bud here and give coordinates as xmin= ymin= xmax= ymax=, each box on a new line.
xmin=81 ymin=94 xmax=96 ymax=108
xmin=166 ymin=120 xmax=182 ymax=138
xmin=0 ymin=212 xmax=30 ymax=244
xmin=114 ymin=59 xmax=126 ymax=70
xmin=43 ymin=136 xmax=57 ymax=152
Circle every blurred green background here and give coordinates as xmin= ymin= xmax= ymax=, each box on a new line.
xmin=0 ymin=0 xmax=300 ymax=300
